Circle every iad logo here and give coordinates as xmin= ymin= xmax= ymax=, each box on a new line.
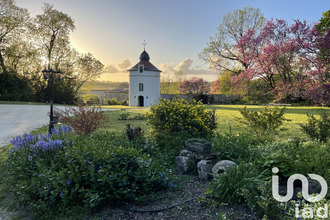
xmin=272 ymin=167 xmax=328 ymax=219
xmin=272 ymin=167 xmax=328 ymax=202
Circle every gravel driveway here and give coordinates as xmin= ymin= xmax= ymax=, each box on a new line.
xmin=0 ymin=104 xmax=69 ymax=147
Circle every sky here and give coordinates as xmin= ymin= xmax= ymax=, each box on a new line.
xmin=15 ymin=0 xmax=329 ymax=82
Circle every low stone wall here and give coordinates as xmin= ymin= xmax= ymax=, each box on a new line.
xmin=160 ymin=94 xmax=239 ymax=104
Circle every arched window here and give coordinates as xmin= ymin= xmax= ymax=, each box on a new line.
xmin=139 ymin=83 xmax=144 ymax=91
xmin=139 ymin=66 xmax=143 ymax=73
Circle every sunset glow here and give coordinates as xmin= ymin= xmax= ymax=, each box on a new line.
xmin=15 ymin=0 xmax=328 ymax=82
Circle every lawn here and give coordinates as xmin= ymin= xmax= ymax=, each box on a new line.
xmin=29 ymin=104 xmax=329 ymax=140
xmin=99 ymin=105 xmax=329 ymax=141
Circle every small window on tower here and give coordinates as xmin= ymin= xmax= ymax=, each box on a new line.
xmin=139 ymin=83 xmax=144 ymax=91
xmin=139 ymin=66 xmax=143 ymax=73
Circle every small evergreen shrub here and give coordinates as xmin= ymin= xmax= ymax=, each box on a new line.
xmin=147 ymin=98 xmax=217 ymax=137
xmin=236 ymin=107 xmax=289 ymax=139
xmin=299 ymin=111 xmax=330 ymax=143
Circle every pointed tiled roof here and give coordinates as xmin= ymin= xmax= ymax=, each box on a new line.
xmin=128 ymin=50 xmax=162 ymax=72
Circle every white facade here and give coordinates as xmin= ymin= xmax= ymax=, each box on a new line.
xmin=128 ymin=50 xmax=161 ymax=107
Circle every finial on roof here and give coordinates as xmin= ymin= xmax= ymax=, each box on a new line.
xmin=142 ymin=40 xmax=147 ymax=50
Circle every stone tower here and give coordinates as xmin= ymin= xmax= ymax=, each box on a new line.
xmin=128 ymin=50 xmax=161 ymax=107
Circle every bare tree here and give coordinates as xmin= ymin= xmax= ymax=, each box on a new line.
xmin=199 ymin=7 xmax=265 ymax=75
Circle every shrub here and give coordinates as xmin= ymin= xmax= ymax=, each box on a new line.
xmin=259 ymin=140 xmax=330 ymax=183
xmin=80 ymin=94 xmax=100 ymax=105
xmin=107 ymin=97 xmax=128 ymax=105
xmin=212 ymin=133 xmax=263 ymax=163
xmin=236 ymin=106 xmax=289 ymax=139
xmin=147 ymin=98 xmax=217 ymax=137
xmin=299 ymin=111 xmax=330 ymax=143
xmin=207 ymin=162 xmax=266 ymax=204
xmin=148 ymin=131 xmax=198 ymax=165
xmin=6 ymin=131 xmax=170 ymax=217
xmin=56 ymin=102 xmax=107 ymax=135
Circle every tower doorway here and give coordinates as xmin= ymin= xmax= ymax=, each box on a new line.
xmin=138 ymin=96 xmax=144 ymax=107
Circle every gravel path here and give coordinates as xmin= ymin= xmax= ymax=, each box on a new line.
xmin=0 ymin=104 xmax=69 ymax=147
xmin=0 ymin=104 xmax=130 ymax=147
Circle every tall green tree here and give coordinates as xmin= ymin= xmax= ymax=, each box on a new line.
xmin=74 ymin=52 xmax=104 ymax=97
xmin=34 ymin=3 xmax=75 ymax=69
xmin=199 ymin=7 xmax=265 ymax=75
xmin=0 ymin=0 xmax=30 ymax=73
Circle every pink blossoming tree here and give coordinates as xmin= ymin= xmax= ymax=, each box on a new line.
xmin=179 ymin=77 xmax=210 ymax=95
xmin=233 ymin=18 xmax=329 ymax=105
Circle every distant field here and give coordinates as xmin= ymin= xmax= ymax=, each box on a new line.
xmin=86 ymin=81 xmax=128 ymax=91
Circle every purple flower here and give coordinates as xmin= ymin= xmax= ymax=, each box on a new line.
xmin=28 ymin=155 xmax=32 ymax=161
xmin=170 ymin=182 xmax=174 ymax=187
xmin=67 ymin=180 xmax=71 ymax=186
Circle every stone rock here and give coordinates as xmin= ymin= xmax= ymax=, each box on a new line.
xmin=212 ymin=160 xmax=237 ymax=175
xmin=197 ymin=160 xmax=213 ymax=180
xmin=180 ymin=149 xmax=219 ymax=160
xmin=185 ymin=141 xmax=212 ymax=153
xmin=179 ymin=149 xmax=195 ymax=158
xmin=175 ymin=156 xmax=197 ymax=174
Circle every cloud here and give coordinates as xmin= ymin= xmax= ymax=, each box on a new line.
xmin=160 ymin=58 xmax=218 ymax=81
xmin=117 ymin=59 xmax=131 ymax=70
xmin=174 ymin=58 xmax=216 ymax=75
xmin=106 ymin=64 xmax=119 ymax=73
xmin=174 ymin=58 xmax=194 ymax=72
xmin=105 ymin=59 xmax=132 ymax=74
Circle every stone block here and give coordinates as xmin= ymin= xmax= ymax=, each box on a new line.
xmin=185 ymin=141 xmax=212 ymax=153
xmin=212 ymin=160 xmax=237 ymax=175
xmin=197 ymin=160 xmax=213 ymax=180
xmin=175 ymin=156 xmax=197 ymax=174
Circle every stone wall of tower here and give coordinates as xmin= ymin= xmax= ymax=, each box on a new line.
xmin=129 ymin=70 xmax=160 ymax=107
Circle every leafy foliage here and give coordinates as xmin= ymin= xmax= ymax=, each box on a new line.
xmin=80 ymin=93 xmax=100 ymax=105
xmin=259 ymin=140 xmax=330 ymax=182
xmin=299 ymin=111 xmax=330 ymax=142
xmin=210 ymin=71 xmax=234 ymax=95
xmin=5 ymin=130 xmax=170 ymax=217
xmin=237 ymin=107 xmax=289 ymax=138
xmin=234 ymin=19 xmax=329 ymax=104
xmin=56 ymin=102 xmax=107 ymax=135
xmin=207 ymin=162 xmax=266 ymax=204
xmin=179 ymin=77 xmax=210 ymax=95
xmin=107 ymin=97 xmax=128 ymax=105
xmin=147 ymin=98 xmax=217 ymax=137
xmin=212 ymin=133 xmax=263 ymax=162
xmin=200 ymin=7 xmax=265 ymax=74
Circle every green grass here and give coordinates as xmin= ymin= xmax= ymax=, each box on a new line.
xmin=209 ymin=105 xmax=330 ymax=140
xmin=0 ymin=101 xmax=47 ymax=105
xmin=99 ymin=105 xmax=330 ymax=140
xmin=102 ymin=110 xmax=150 ymax=134
xmin=19 ymin=105 xmax=330 ymax=140
xmin=100 ymin=105 xmax=146 ymax=109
